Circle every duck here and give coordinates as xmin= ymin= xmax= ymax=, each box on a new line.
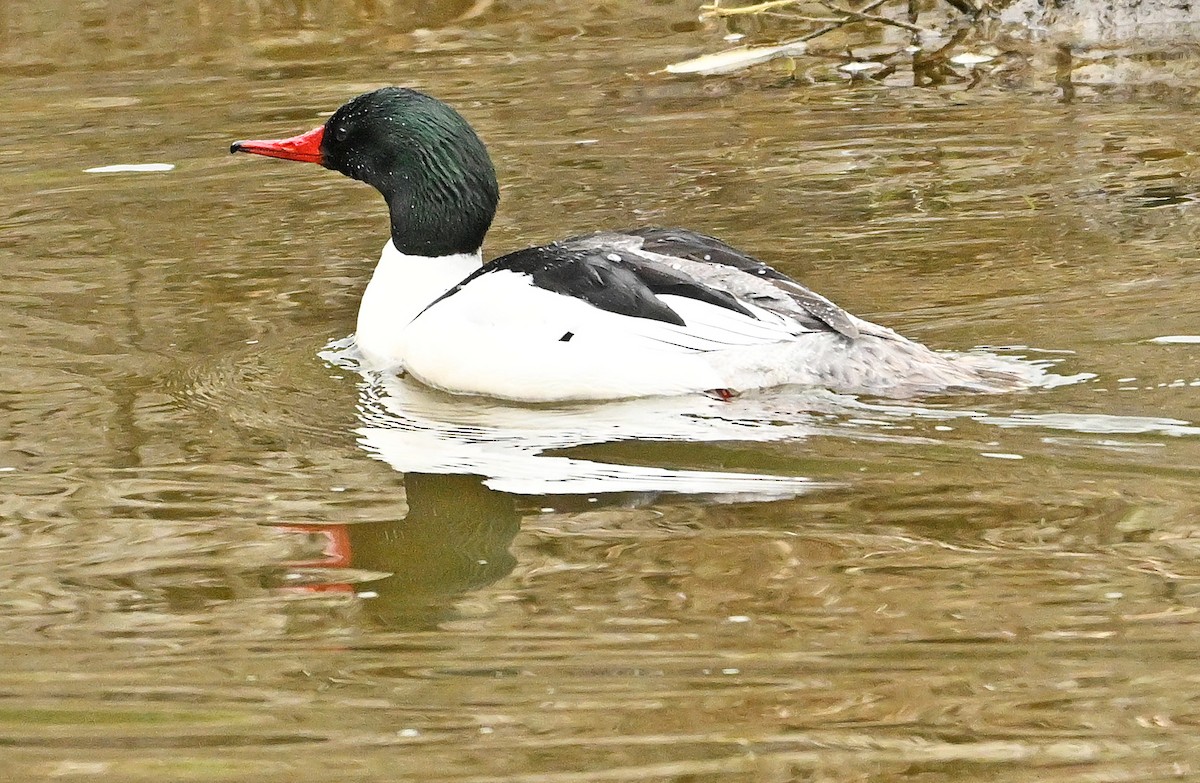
xmin=231 ymin=87 xmax=1022 ymax=402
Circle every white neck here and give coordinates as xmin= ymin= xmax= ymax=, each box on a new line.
xmin=355 ymin=239 xmax=482 ymax=370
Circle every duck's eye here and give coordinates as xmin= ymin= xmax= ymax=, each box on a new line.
xmin=333 ymin=125 xmax=349 ymax=142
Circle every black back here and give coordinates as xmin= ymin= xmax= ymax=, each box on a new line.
xmin=429 ymin=240 xmax=756 ymax=327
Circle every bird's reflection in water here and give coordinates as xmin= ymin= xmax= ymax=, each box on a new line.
xmin=275 ymin=343 xmax=833 ymax=628
xmin=354 ymin=370 xmax=828 ymax=497
xmin=274 ymin=473 xmax=520 ymax=629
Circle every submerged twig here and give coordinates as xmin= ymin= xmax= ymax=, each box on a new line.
xmin=773 ymin=14 xmax=856 ymax=23
xmin=699 ymin=0 xmax=804 ymax=17
xmin=667 ymin=0 xmax=989 ymax=83
xmin=795 ymin=0 xmax=893 ymax=42
xmin=816 ymin=0 xmax=937 ymax=35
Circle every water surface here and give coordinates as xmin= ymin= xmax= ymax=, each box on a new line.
xmin=3 ymin=2 xmax=1200 ymax=781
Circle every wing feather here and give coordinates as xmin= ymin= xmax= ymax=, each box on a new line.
xmin=595 ymin=227 xmax=862 ymax=339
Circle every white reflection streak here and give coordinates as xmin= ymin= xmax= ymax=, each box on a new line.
xmin=354 ymin=373 xmax=827 ymax=498
xmin=853 ymin=400 xmax=1200 ymax=437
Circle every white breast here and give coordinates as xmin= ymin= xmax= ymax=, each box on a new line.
xmin=354 ymin=241 xmax=482 ymax=370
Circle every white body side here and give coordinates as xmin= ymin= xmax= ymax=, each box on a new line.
xmin=394 ymin=268 xmax=853 ymax=402
xmin=398 ymin=271 xmax=730 ymax=400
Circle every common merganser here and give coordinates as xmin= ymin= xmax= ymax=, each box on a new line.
xmin=231 ymin=87 xmax=1021 ymax=402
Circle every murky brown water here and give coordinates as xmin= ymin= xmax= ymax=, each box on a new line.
xmin=4 ymin=2 xmax=1200 ymax=781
